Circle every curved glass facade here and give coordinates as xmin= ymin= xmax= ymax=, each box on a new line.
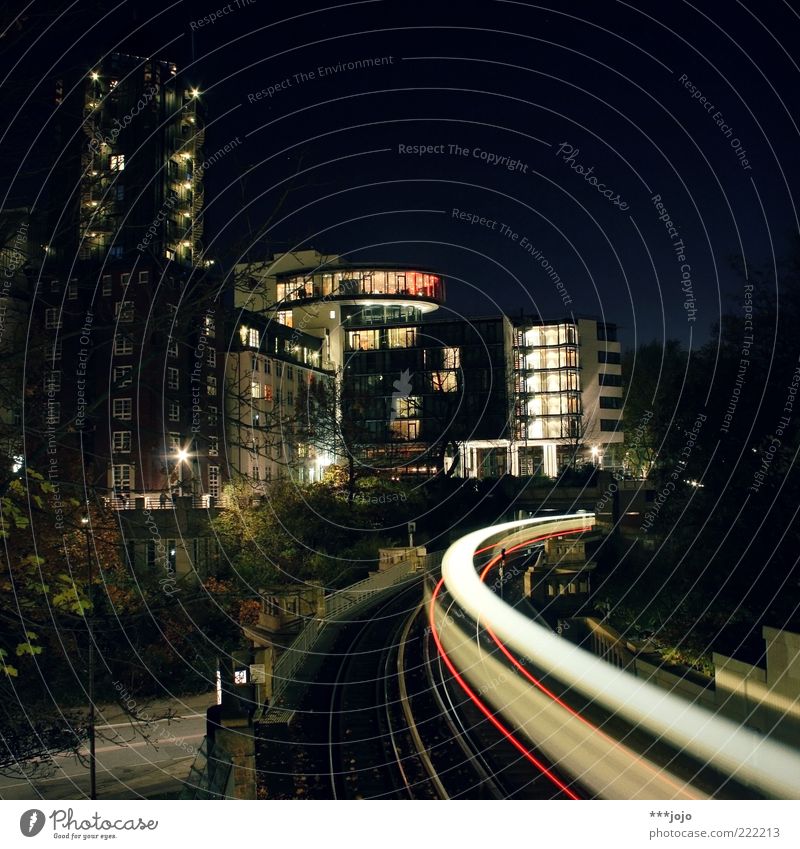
xmin=276 ymin=267 xmax=444 ymax=306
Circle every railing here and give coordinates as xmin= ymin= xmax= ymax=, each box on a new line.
xmin=267 ymin=550 xmax=442 ymax=709
xmin=103 ymin=493 xmax=216 ymax=511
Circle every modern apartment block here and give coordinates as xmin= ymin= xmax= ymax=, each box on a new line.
xmin=236 ymin=250 xmax=624 ymax=480
xmin=510 ymin=316 xmax=624 ymax=476
xmin=224 ymin=308 xmax=331 ymax=486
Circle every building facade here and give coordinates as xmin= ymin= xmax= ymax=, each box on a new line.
xmin=225 ymin=308 xmax=331 ymax=486
xmin=33 ymin=53 xmax=226 ymax=507
xmin=237 ymin=250 xmax=624 ymax=479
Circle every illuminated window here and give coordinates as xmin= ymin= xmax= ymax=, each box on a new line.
xmin=207 ymin=376 xmax=217 ymax=396
xmin=208 ymin=465 xmax=220 ymax=498
xmin=208 ymin=436 xmax=218 ymax=456
xmin=264 ymin=385 xmax=273 ymax=402
xmin=389 ymin=420 xmax=419 ymax=441
xmin=112 ymin=464 xmax=132 ymax=490
xmin=110 ymin=154 xmax=125 ymax=171
xmin=392 ymin=395 xmax=421 ymax=419
xmin=113 ymin=365 xmax=132 ymax=387
xmin=112 ymin=431 xmax=131 ymax=453
xmin=248 ymin=328 xmax=259 ymax=348
xmin=443 ymin=347 xmax=460 ymax=369
xmin=207 ymin=348 xmax=216 ymax=367
xmin=208 ymin=405 xmax=218 ymax=427
xmin=251 ymin=381 xmax=261 ymax=399
xmin=387 ymin=327 xmax=416 ymax=348
xmin=113 ymin=398 xmax=132 ymax=420
xmin=432 ymin=371 xmax=458 ymax=392
xmin=114 ymin=333 xmax=133 ymax=355
xmin=204 ymin=315 xmax=216 ymax=338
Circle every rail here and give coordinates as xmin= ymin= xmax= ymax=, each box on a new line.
xmin=436 ymin=513 xmax=800 ymax=799
xmin=267 ymin=550 xmax=442 ymax=708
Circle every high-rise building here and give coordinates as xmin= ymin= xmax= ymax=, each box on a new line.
xmin=237 ymin=250 xmax=625 ymax=479
xmin=31 ymin=53 xmax=224 ymax=510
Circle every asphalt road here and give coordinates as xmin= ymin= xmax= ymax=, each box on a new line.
xmin=0 ymin=692 xmax=214 ymax=800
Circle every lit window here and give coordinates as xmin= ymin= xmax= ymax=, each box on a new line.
xmin=110 ymin=154 xmax=125 ymax=171
xmin=204 ymin=315 xmax=216 ymax=338
xmin=112 ymin=431 xmax=131 ymax=453
xmin=207 ymin=375 xmax=217 ymax=396
xmin=112 ymin=464 xmax=132 ymax=491
xmin=207 ymin=405 xmax=217 ymax=427
xmin=113 ymin=398 xmax=132 ymax=420
xmin=248 ymin=328 xmax=259 ymax=348
xmin=263 ymin=385 xmax=273 ymax=402
xmin=208 ymin=464 xmax=220 ymax=498
xmin=443 ymin=347 xmax=460 ymax=369
xmin=114 ymin=333 xmax=133 ymax=355
xmin=208 ymin=436 xmax=218 ymax=456
xmin=251 ymin=381 xmax=261 ymax=399
xmin=45 ymin=308 xmax=61 ymax=329
xmin=207 ymin=348 xmax=216 ymax=367
xmin=432 ymin=371 xmax=458 ymax=392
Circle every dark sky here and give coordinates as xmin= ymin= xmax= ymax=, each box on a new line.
xmin=5 ymin=0 xmax=800 ymax=349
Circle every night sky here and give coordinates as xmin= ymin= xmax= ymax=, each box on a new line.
xmin=6 ymin=0 xmax=800 ymax=349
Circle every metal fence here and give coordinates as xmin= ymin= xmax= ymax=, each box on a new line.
xmin=267 ymin=550 xmax=443 ymax=708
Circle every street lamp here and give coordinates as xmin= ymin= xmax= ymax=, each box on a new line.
xmin=81 ymin=515 xmax=97 ymax=800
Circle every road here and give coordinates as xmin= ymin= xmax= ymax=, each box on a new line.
xmin=0 ymin=692 xmax=214 ymax=800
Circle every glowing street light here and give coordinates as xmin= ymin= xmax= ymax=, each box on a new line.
xmin=176 ymin=448 xmax=189 ymax=463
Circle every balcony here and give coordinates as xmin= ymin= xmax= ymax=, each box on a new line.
xmin=104 ymin=493 xmax=217 ymax=511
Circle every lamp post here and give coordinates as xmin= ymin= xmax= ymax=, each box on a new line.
xmin=81 ymin=515 xmax=97 ymax=800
